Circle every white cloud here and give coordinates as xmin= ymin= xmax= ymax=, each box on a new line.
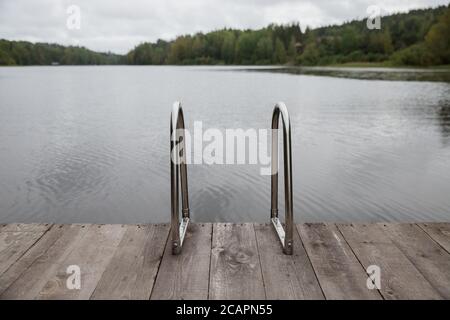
xmin=0 ymin=0 xmax=447 ymax=54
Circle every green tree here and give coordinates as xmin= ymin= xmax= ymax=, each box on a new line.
xmin=168 ymin=36 xmax=192 ymax=64
xmin=0 ymin=49 xmax=15 ymax=65
xmin=391 ymin=43 xmax=436 ymax=66
xmin=402 ymin=16 xmax=422 ymax=46
xmin=221 ymin=32 xmax=236 ymax=64
xmin=274 ymin=38 xmax=287 ymax=64
xmin=298 ymin=42 xmax=320 ymax=65
xmin=341 ymin=27 xmax=359 ymax=54
xmin=235 ymin=33 xmax=258 ymax=64
xmin=192 ymin=35 xmax=205 ymax=59
xmin=287 ymin=37 xmax=297 ymax=61
xmin=368 ymin=33 xmax=380 ymax=53
xmin=383 ymin=29 xmax=394 ymax=54
xmin=425 ymin=7 xmax=450 ymax=64
xmin=255 ymin=36 xmax=273 ymax=63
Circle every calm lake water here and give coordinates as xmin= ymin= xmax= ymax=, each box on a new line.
xmin=0 ymin=66 xmax=449 ymax=223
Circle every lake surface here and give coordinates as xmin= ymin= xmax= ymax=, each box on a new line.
xmin=0 ymin=66 xmax=449 ymax=223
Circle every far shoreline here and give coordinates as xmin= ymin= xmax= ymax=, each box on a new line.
xmin=2 ymin=64 xmax=450 ymax=82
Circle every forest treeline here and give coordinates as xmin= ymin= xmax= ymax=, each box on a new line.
xmin=1 ymin=5 xmax=449 ymax=67
xmin=0 ymin=41 xmax=122 ymax=66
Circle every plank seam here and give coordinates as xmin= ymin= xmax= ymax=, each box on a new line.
xmin=88 ymin=224 xmax=133 ymax=299
xmin=207 ymin=223 xmax=214 ymax=300
xmin=295 ymin=224 xmax=326 ymax=300
xmin=253 ymin=224 xmax=267 ymax=300
xmin=381 ymin=223 xmax=446 ymax=299
xmin=416 ymin=223 xmax=450 ymax=255
xmin=147 ymin=224 xmax=171 ymax=300
xmin=30 ymin=224 xmax=95 ymax=299
xmin=335 ymin=223 xmax=385 ymax=300
xmin=0 ymin=224 xmax=54 ymax=285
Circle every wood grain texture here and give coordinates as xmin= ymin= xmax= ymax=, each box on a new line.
xmin=36 ymin=224 xmax=126 ymax=299
xmin=0 ymin=224 xmax=51 ymax=277
xmin=0 ymin=224 xmax=50 ymax=233
xmin=298 ymin=223 xmax=381 ymax=300
xmin=1 ymin=224 xmax=89 ymax=299
xmin=151 ymin=223 xmax=212 ymax=300
xmin=0 ymin=224 xmax=65 ymax=295
xmin=209 ymin=223 xmax=265 ymax=300
xmin=1 ymin=223 xmax=450 ymax=300
xmin=255 ymin=223 xmax=324 ymax=299
xmin=91 ymin=224 xmax=169 ymax=300
xmin=380 ymin=223 xmax=450 ymax=299
xmin=338 ymin=223 xmax=442 ymax=300
xmin=418 ymin=223 xmax=450 ymax=254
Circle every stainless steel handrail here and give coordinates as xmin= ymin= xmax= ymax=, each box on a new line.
xmin=170 ymin=101 xmax=190 ymax=255
xmin=271 ymin=102 xmax=294 ymax=255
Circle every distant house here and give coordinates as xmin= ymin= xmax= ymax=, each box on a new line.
xmin=51 ymin=62 xmax=59 ymax=66
xmin=295 ymin=41 xmax=303 ymax=54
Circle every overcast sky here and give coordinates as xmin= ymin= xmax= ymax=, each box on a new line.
xmin=0 ymin=0 xmax=448 ymax=54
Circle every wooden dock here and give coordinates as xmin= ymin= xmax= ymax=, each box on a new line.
xmin=0 ymin=222 xmax=450 ymax=300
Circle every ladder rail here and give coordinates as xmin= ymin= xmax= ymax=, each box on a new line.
xmin=170 ymin=101 xmax=190 ymax=254
xmin=170 ymin=101 xmax=293 ymax=255
xmin=271 ymin=102 xmax=294 ymax=255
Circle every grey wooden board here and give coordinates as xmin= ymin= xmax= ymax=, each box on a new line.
xmin=209 ymin=223 xmax=265 ymax=300
xmin=255 ymin=223 xmax=324 ymax=299
xmin=298 ymin=223 xmax=381 ymax=300
xmin=1 ymin=224 xmax=90 ymax=299
xmin=418 ymin=223 xmax=450 ymax=254
xmin=2 ymin=223 xmax=450 ymax=300
xmin=0 ymin=224 xmax=68 ymax=295
xmin=36 ymin=224 xmax=126 ymax=299
xmin=0 ymin=223 xmax=50 ymax=233
xmin=338 ymin=223 xmax=442 ymax=300
xmin=151 ymin=223 xmax=212 ymax=300
xmin=380 ymin=223 xmax=450 ymax=299
xmin=0 ymin=224 xmax=51 ymax=277
xmin=91 ymin=224 xmax=169 ymax=300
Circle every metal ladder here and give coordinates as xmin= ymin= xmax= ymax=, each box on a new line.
xmin=170 ymin=102 xmax=190 ymax=255
xmin=170 ymin=101 xmax=294 ymax=255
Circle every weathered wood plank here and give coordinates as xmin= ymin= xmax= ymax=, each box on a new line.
xmin=0 ymin=224 xmax=90 ymax=299
xmin=151 ymin=223 xmax=212 ymax=300
xmin=380 ymin=223 xmax=450 ymax=299
xmin=209 ymin=223 xmax=265 ymax=300
xmin=91 ymin=224 xmax=169 ymax=300
xmin=418 ymin=223 xmax=450 ymax=254
xmin=298 ymin=223 xmax=381 ymax=300
xmin=36 ymin=224 xmax=126 ymax=299
xmin=254 ymin=223 xmax=324 ymax=299
xmin=0 ymin=223 xmax=50 ymax=233
xmin=1 ymin=222 xmax=449 ymax=300
xmin=338 ymin=223 xmax=442 ymax=300
xmin=0 ymin=224 xmax=52 ymax=278
xmin=0 ymin=224 xmax=68 ymax=295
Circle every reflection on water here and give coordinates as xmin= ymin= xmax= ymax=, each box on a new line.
xmin=0 ymin=66 xmax=449 ymax=223
xmin=438 ymin=101 xmax=450 ymax=141
xmin=248 ymin=66 xmax=450 ymax=82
